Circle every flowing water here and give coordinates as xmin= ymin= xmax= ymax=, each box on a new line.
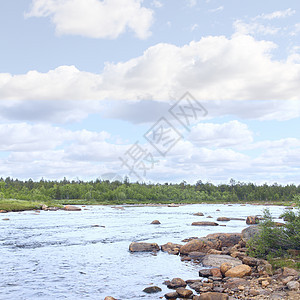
xmin=0 ymin=204 xmax=285 ymax=300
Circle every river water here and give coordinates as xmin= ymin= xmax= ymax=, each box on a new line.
xmin=0 ymin=204 xmax=286 ymax=300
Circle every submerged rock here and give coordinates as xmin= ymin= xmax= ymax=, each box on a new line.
xmin=151 ymin=220 xmax=161 ymax=224
xmin=194 ymin=212 xmax=204 ymax=216
xmin=143 ymin=286 xmax=162 ymax=293
xmin=216 ymin=217 xmax=230 ymax=221
xmin=192 ymin=222 xmax=218 ymax=226
xmin=64 ymin=205 xmax=81 ymax=211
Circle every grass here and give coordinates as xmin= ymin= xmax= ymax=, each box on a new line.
xmin=268 ymin=255 xmax=300 ymax=271
xmin=0 ymin=199 xmax=62 ymax=212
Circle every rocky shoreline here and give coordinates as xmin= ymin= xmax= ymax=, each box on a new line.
xmin=106 ymin=222 xmax=299 ymax=300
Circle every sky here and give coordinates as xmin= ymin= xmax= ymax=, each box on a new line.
xmin=0 ymin=0 xmax=300 ymax=185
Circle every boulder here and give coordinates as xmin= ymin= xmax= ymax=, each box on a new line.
xmin=129 ymin=242 xmax=160 ymax=252
xmin=161 ymin=242 xmax=182 ymax=253
xmin=180 ymin=239 xmax=217 ymax=255
xmin=220 ymin=262 xmax=234 ymax=276
xmin=216 ymin=217 xmax=230 ymax=222
xmin=287 ymin=281 xmax=299 ymax=291
xmin=196 ymin=292 xmax=229 ymax=300
xmin=210 ymin=268 xmax=222 ymax=278
xmin=242 ymin=256 xmax=260 ymax=266
xmin=2 ymin=218 xmax=9 ymax=221
xmin=104 ymin=297 xmax=116 ymax=300
xmin=205 ymin=233 xmax=241 ymax=248
xmin=167 ymin=278 xmax=187 ymax=289
xmin=64 ymin=205 xmax=81 ymax=211
xmin=201 ymin=254 xmax=242 ymax=268
xmin=224 ymin=278 xmax=250 ymax=289
xmin=194 ymin=212 xmax=204 ymax=216
xmin=165 ymin=291 xmax=179 ymax=299
xmin=143 ymin=286 xmax=162 ymax=293
xmin=199 ymin=269 xmax=212 ymax=277
xmin=241 ymin=225 xmax=260 ymax=242
xmin=225 ymin=264 xmax=252 ymax=278
xmin=0 ymin=210 xmax=7 ymax=213
xmin=192 ymin=222 xmax=218 ymax=226
xmin=246 ymin=216 xmax=259 ymax=225
xmin=151 ymin=220 xmax=161 ymax=224
xmin=282 ymin=267 xmax=299 ymax=278
xmin=176 ymin=287 xmax=193 ymax=298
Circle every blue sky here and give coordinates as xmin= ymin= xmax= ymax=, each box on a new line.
xmin=0 ymin=0 xmax=299 ymax=184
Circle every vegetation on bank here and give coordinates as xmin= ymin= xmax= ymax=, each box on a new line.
xmin=247 ymin=196 xmax=300 ymax=271
xmin=0 ymin=177 xmax=299 ymax=206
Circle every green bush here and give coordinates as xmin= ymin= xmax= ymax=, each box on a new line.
xmin=247 ymin=197 xmax=300 ymax=258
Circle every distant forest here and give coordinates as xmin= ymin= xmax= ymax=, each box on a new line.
xmin=0 ymin=177 xmax=299 ymax=203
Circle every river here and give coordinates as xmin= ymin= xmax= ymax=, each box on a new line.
xmin=0 ymin=204 xmax=285 ymax=300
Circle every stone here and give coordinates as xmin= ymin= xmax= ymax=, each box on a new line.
xmin=287 ymin=281 xmax=299 ymax=291
xmin=241 ymin=226 xmax=260 ymax=242
xmin=217 ymin=217 xmax=230 ymax=221
xmin=180 ymin=239 xmax=216 ymax=255
xmin=281 ymin=276 xmax=295 ymax=285
xmin=205 ymin=233 xmax=242 ymax=248
xmin=151 ymin=220 xmax=161 ymax=224
xmin=194 ymin=212 xmax=204 ymax=216
xmin=199 ymin=269 xmax=212 ymax=277
xmin=216 ymin=209 xmax=220 ymax=211
xmin=282 ymin=267 xmax=299 ymax=277
xmin=246 ymin=216 xmax=259 ymax=225
xmin=176 ymin=287 xmax=193 ymax=298
xmin=192 ymin=222 xmax=219 ymax=226
xmin=0 ymin=210 xmax=7 ymax=213
xmin=104 ymin=297 xmax=116 ymax=300
xmin=197 ymin=292 xmax=229 ymax=300
xmin=129 ymin=242 xmax=160 ymax=252
xmin=64 ymin=205 xmax=81 ymax=211
xmin=143 ymin=286 xmax=162 ymax=293
xmin=165 ymin=291 xmax=179 ymax=299
xmin=201 ymin=254 xmax=242 ymax=268
xmin=220 ymin=263 xmax=234 ymax=276
xmin=167 ymin=278 xmax=187 ymax=289
xmin=225 ymin=264 xmax=252 ymax=278
xmin=242 ymin=256 xmax=260 ymax=266
xmin=207 ymin=216 xmax=213 ymax=218
xmin=210 ymin=268 xmax=222 ymax=278
xmin=208 ymin=249 xmax=222 ymax=255
xmin=161 ymin=242 xmax=182 ymax=253
xmin=223 ymin=278 xmax=250 ymax=289
xmin=249 ymin=289 xmax=259 ymax=296
xmin=2 ymin=218 xmax=9 ymax=221
xmin=261 ymin=280 xmax=269 ymax=288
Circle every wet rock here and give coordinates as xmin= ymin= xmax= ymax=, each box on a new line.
xmin=192 ymin=222 xmax=218 ymax=226
xmin=176 ymin=287 xmax=193 ymax=298
xmin=151 ymin=220 xmax=161 ymax=224
xmin=129 ymin=242 xmax=160 ymax=252
xmin=104 ymin=297 xmax=116 ymax=300
xmin=241 ymin=225 xmax=260 ymax=242
xmin=64 ymin=205 xmax=81 ymax=211
xmin=167 ymin=278 xmax=187 ymax=289
xmin=201 ymin=254 xmax=242 ymax=268
xmin=225 ymin=264 xmax=251 ymax=278
xmin=0 ymin=210 xmax=7 ymax=213
xmin=189 ymin=282 xmax=213 ymax=293
xmin=196 ymin=292 xmax=228 ymax=300
xmin=216 ymin=217 xmax=230 ymax=222
xmin=216 ymin=209 xmax=220 ymax=211
xmin=287 ymin=281 xmax=299 ymax=291
xmin=194 ymin=212 xmax=204 ymax=216
xmin=206 ymin=216 xmax=213 ymax=218
xmin=2 ymin=218 xmax=9 ymax=221
xmin=246 ymin=216 xmax=259 ymax=225
xmin=143 ymin=286 xmax=162 ymax=293
xmin=161 ymin=242 xmax=182 ymax=255
xmin=165 ymin=291 xmax=179 ymax=299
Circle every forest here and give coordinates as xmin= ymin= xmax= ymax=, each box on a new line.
xmin=0 ymin=177 xmax=299 ymax=204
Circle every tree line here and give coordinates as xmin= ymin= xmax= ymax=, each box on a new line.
xmin=0 ymin=177 xmax=299 ymax=203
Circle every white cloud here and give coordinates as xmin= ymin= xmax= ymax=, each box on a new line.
xmin=257 ymin=8 xmax=296 ymax=20
xmin=234 ymin=20 xmax=280 ymax=36
xmin=188 ymin=120 xmax=253 ymax=148
xmin=152 ymin=0 xmax=163 ymax=8
xmin=191 ymin=23 xmax=199 ymax=31
xmin=25 ymin=0 xmax=153 ymax=39
xmin=187 ymin=0 xmax=197 ymax=7
xmin=209 ymin=6 xmax=224 ymax=13
xmin=1 ymin=35 xmax=300 ymax=102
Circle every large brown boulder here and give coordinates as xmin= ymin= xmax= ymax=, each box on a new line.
xmin=64 ymin=205 xmax=81 ymax=211
xmin=129 ymin=242 xmax=160 ymax=252
xmin=195 ymin=292 xmax=229 ymax=300
xmin=192 ymin=222 xmax=219 ymax=226
xmin=180 ymin=239 xmax=217 ymax=255
xmin=225 ymin=264 xmax=252 ymax=278
xmin=205 ymin=233 xmax=241 ymax=248
xmin=176 ymin=287 xmax=193 ymax=298
xmin=167 ymin=278 xmax=187 ymax=289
